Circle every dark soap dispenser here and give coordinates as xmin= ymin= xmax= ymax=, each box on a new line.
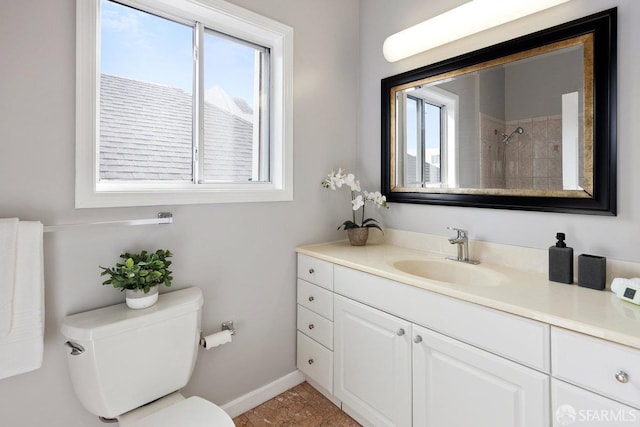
xmin=549 ymin=233 xmax=573 ymax=284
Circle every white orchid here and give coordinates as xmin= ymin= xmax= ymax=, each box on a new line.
xmin=364 ymin=191 xmax=388 ymax=208
xmin=352 ymin=194 xmax=364 ymax=211
xmin=322 ymin=169 xmax=389 ymax=231
xmin=344 ymin=174 xmax=361 ymax=192
xmin=322 ymin=169 xmax=344 ymax=190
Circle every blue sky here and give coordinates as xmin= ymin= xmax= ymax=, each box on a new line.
xmin=100 ymin=0 xmax=256 ymax=103
xmin=406 ymin=98 xmax=441 ymax=161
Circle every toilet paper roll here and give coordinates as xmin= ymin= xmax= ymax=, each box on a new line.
xmin=202 ymin=330 xmax=232 ymax=349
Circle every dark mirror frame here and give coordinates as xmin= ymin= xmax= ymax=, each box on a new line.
xmin=381 ymin=8 xmax=617 ymax=215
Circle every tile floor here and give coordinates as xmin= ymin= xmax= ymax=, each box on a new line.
xmin=233 ymin=382 xmax=361 ymax=426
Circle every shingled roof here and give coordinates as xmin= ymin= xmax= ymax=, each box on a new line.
xmin=99 ymin=74 xmax=254 ymax=182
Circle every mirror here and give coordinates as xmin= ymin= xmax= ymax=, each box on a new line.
xmin=381 ymin=9 xmax=616 ymax=215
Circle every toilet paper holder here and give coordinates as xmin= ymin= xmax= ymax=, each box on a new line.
xmin=199 ymin=320 xmax=236 ymax=348
xmin=221 ymin=320 xmax=236 ymax=335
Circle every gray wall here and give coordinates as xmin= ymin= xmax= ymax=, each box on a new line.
xmin=0 ymin=0 xmax=358 ymax=425
xmin=359 ymin=0 xmax=640 ymax=263
xmin=438 ymin=76 xmax=480 ymax=187
xmin=479 ymin=67 xmax=506 ymax=120
xmin=505 ymin=47 xmax=583 ymax=121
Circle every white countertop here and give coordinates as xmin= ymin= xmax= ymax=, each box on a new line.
xmin=297 ymin=240 xmax=640 ymax=350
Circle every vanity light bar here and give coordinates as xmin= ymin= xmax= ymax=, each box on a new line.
xmin=382 ymin=0 xmax=572 ymax=62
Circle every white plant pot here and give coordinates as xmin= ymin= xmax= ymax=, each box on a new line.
xmin=125 ymin=287 xmax=159 ymax=309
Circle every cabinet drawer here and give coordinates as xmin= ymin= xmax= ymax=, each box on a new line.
xmin=297 ymin=279 xmax=333 ymax=320
xmin=297 ymin=331 xmax=333 ymax=393
xmin=298 ymin=254 xmax=333 ymax=290
xmin=552 ymin=379 xmax=638 ymax=427
xmin=297 ymin=305 xmax=333 ymax=350
xmin=552 ymin=327 xmax=640 ymax=409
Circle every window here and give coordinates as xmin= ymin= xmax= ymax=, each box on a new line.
xmin=405 ymin=96 xmax=443 ymax=186
xmin=77 ymin=0 xmax=293 ymax=207
xmin=397 ymin=85 xmax=457 ymax=188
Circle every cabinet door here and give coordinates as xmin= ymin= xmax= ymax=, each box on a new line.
xmin=552 ymin=379 xmax=640 ymax=427
xmin=413 ymin=324 xmax=549 ymax=427
xmin=334 ymin=295 xmax=412 ymax=427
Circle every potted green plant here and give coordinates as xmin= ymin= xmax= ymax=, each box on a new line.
xmin=322 ymin=169 xmax=389 ymax=246
xmin=99 ymin=249 xmax=173 ymax=309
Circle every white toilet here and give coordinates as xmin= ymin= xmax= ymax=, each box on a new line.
xmin=61 ymin=287 xmax=235 ymax=426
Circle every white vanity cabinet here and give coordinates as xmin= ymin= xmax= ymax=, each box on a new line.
xmin=296 ymin=251 xmax=640 ymax=427
xmin=413 ymin=323 xmax=549 ymax=427
xmin=334 ymin=295 xmax=549 ymax=427
xmin=296 ymin=254 xmax=335 ymax=393
xmin=331 ymin=263 xmax=549 ymax=427
xmin=334 ymin=295 xmax=412 ymax=427
xmin=333 ymin=293 xmax=548 ymax=427
xmin=550 ymin=327 xmax=640 ymax=426
xmin=551 ymin=380 xmax=639 ymax=427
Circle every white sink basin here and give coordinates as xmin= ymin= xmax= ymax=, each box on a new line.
xmin=393 ymin=259 xmax=508 ymax=286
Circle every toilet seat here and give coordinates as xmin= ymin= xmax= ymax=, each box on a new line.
xmin=120 ymin=396 xmax=234 ymax=427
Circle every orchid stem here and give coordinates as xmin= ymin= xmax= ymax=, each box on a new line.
xmin=351 ymin=191 xmax=356 ymax=224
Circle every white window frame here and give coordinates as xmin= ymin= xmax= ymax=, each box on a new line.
xmin=413 ymin=86 xmax=458 ymax=188
xmin=76 ymin=0 xmax=293 ymax=208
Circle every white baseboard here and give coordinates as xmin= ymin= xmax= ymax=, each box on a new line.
xmin=220 ymin=370 xmax=306 ymax=418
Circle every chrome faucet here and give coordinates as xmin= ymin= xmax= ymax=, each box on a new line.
xmin=447 ymin=227 xmax=479 ymax=264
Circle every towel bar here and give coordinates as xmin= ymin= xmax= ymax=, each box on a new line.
xmin=43 ymin=212 xmax=173 ymax=233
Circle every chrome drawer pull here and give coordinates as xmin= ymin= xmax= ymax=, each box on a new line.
xmin=615 ymin=370 xmax=629 ymax=383
xmin=308 ymin=268 xmax=315 ymax=274
xmin=308 ymin=324 xmax=315 ymax=330
xmin=308 ymin=358 xmax=314 ymax=365
xmin=414 ymin=335 xmax=423 ymax=344
xmin=397 ymin=328 xmax=405 ymax=336
xmin=308 ymin=296 xmax=315 ymax=302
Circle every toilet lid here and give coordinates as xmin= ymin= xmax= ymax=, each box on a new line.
xmin=126 ymin=396 xmax=235 ymax=427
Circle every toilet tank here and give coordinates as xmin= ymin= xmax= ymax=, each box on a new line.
xmin=61 ymin=287 xmax=204 ymax=419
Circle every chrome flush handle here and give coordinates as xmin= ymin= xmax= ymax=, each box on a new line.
xmin=64 ymin=341 xmax=85 ymax=356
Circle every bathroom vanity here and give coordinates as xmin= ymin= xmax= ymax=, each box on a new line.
xmin=295 ymin=236 xmax=640 ymax=427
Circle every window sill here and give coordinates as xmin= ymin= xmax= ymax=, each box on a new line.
xmin=76 ymin=184 xmax=293 ymax=208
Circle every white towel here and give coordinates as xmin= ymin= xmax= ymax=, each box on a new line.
xmin=0 ymin=218 xmax=19 ymax=337
xmin=0 ymin=221 xmax=44 ymax=380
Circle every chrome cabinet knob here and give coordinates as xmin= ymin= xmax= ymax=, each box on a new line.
xmin=308 ymin=296 xmax=315 ymax=302
xmin=414 ymin=335 xmax=423 ymax=344
xmin=308 ymin=268 xmax=315 ymax=274
xmin=615 ymin=370 xmax=629 ymax=383
xmin=308 ymin=358 xmax=314 ymax=365
xmin=308 ymin=324 xmax=315 ymax=330
xmin=397 ymin=328 xmax=406 ymax=336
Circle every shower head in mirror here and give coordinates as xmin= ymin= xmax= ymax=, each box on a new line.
xmin=500 ymin=126 xmax=524 ymax=144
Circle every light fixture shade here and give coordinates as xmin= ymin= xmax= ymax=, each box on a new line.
xmin=383 ymin=0 xmax=572 ymax=62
